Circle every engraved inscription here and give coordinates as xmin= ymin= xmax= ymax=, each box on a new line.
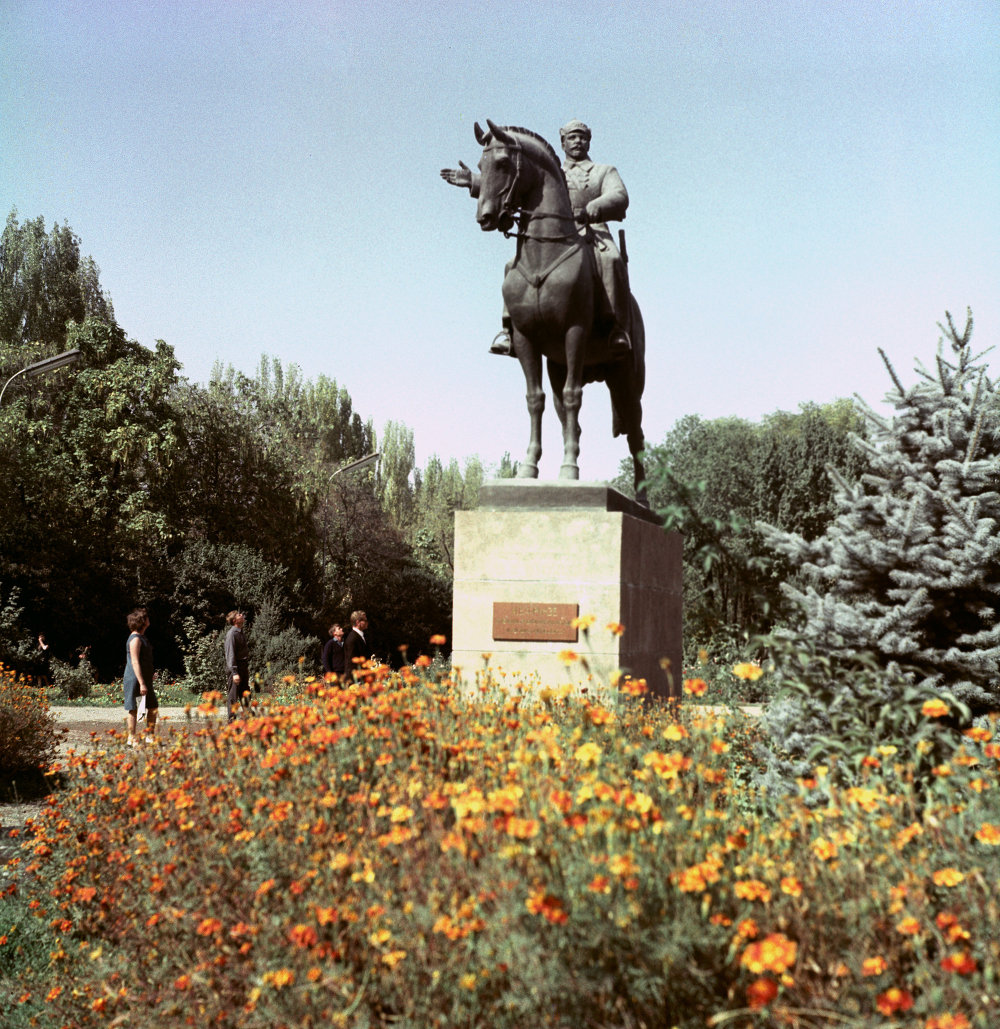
xmin=492 ymin=602 xmax=579 ymax=642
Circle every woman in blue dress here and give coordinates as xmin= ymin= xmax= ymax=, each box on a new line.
xmin=123 ymin=606 xmax=157 ymax=746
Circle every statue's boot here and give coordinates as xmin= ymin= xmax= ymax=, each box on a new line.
xmin=608 ymin=326 xmax=632 ymax=357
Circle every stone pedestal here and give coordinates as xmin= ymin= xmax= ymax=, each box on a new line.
xmin=452 ymin=481 xmax=682 ymax=699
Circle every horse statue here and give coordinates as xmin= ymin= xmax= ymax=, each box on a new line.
xmin=456 ymin=120 xmax=648 ymax=502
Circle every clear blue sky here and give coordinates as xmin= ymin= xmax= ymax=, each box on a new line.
xmin=3 ymin=0 xmax=998 ymax=480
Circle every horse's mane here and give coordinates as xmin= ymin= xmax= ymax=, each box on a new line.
xmin=500 ymin=125 xmax=562 ymax=175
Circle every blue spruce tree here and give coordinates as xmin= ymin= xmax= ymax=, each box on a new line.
xmin=760 ymin=312 xmax=999 ymax=782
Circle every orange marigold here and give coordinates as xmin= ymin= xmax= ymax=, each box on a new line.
xmin=862 ymin=955 xmax=888 ymax=977
xmin=734 ymin=879 xmax=772 ymax=903
xmin=925 ymin=1015 xmax=971 ymax=1029
xmin=683 ymin=677 xmax=707 ymax=697
xmin=746 ymin=977 xmax=779 ymax=1009
xmin=974 ymin=822 xmax=1000 ymax=845
xmin=876 ymin=988 xmax=914 ymax=1015
xmin=940 ymin=951 xmax=977 ymax=975
xmin=740 ymin=933 xmax=797 ymax=975
xmin=932 ymin=868 xmax=965 ymax=887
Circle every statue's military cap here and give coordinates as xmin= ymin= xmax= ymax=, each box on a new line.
xmin=559 ymin=119 xmax=591 ymax=140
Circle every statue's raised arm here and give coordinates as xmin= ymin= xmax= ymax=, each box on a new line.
xmin=439 ymin=160 xmax=478 ymax=194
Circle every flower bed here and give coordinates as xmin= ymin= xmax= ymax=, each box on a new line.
xmin=2 ymin=663 xmax=998 ymax=1027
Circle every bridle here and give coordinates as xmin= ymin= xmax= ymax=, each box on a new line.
xmin=482 ymin=140 xmax=580 ymax=243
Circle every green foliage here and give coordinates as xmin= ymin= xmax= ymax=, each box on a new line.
xmin=0 ymin=210 xmax=114 ymax=351
xmin=177 ymin=618 xmax=227 ymax=696
xmin=47 ymin=657 xmax=95 ymax=702
xmin=0 ymin=666 xmax=62 ymax=797
xmin=0 ymin=584 xmax=35 ymax=675
xmin=762 ymin=311 xmax=1000 ymax=728
xmin=631 ymin=402 xmax=867 ymax=654
xmin=248 ymin=599 xmax=318 ymax=680
xmin=759 ymin=628 xmax=973 ymax=799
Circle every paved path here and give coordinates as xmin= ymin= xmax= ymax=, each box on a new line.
xmin=1 ymin=706 xmax=213 ymax=865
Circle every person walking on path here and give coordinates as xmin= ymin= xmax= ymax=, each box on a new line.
xmin=321 ymin=623 xmax=346 ymax=679
xmin=343 ymin=611 xmax=372 ymax=677
xmin=123 ymin=607 xmax=157 ymax=746
xmin=224 ymin=610 xmax=251 ymax=721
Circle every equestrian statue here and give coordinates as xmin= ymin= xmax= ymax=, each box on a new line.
xmin=441 ymin=119 xmax=648 ymax=501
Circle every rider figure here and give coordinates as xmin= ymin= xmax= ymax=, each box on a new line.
xmin=441 ymin=119 xmax=633 ymax=358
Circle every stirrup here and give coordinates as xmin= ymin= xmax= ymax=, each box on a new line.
xmin=489 ymin=330 xmax=514 ymax=356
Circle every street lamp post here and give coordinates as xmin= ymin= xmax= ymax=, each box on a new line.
xmin=0 ymin=348 xmax=82 ymax=407
xmin=321 ymin=451 xmax=381 ymax=608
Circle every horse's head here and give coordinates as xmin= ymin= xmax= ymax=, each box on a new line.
xmin=474 ymin=119 xmax=530 ymax=233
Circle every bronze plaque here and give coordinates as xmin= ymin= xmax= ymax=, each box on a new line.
xmin=492 ymin=602 xmax=579 ymax=642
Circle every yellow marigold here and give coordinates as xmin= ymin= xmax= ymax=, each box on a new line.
xmin=609 ymin=854 xmax=639 ymax=877
xmin=606 ymin=622 xmax=625 ymax=636
xmin=574 ymin=741 xmax=602 ymax=766
xmin=896 ymin=916 xmax=921 ymax=935
xmin=861 ymin=955 xmax=888 ymax=976
xmin=975 ymin=822 xmax=1000 ymax=845
xmin=264 ymin=968 xmax=295 ymax=989
xmin=932 ymin=868 xmax=965 ymax=887
xmin=558 ymin=649 xmax=579 ymax=665
xmin=740 ymin=933 xmax=798 ymax=975
xmin=921 ymin=698 xmax=949 ymax=718
xmin=732 ymin=662 xmax=764 ymax=681
xmin=644 ymin=749 xmax=691 ymax=779
xmin=571 ymin=614 xmax=596 ymax=630
xmin=779 ymin=877 xmax=802 ymax=897
xmin=811 ymin=837 xmax=837 ymax=861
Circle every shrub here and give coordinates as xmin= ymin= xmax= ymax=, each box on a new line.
xmin=3 ymin=660 xmax=997 ymax=1027
xmin=177 ymin=617 xmax=227 ymax=695
xmin=47 ymin=657 xmax=95 ymax=702
xmin=0 ymin=664 xmax=62 ymax=798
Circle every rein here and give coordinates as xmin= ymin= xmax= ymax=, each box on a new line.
xmin=502 ymin=211 xmax=581 ymax=243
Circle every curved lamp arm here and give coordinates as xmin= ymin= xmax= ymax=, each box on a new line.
xmin=0 ymin=348 xmax=81 ymax=407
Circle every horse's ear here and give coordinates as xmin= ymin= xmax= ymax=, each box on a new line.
xmin=486 ymin=119 xmax=512 ymax=145
xmin=474 ymin=121 xmax=488 ymax=146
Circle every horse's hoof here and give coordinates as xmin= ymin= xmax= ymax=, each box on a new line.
xmin=517 ymin=464 xmax=539 ymax=479
xmin=558 ymin=464 xmax=579 ymax=480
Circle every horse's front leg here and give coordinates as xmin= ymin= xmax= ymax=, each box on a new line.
xmin=558 ymin=324 xmax=587 ymax=480
xmin=514 ymin=330 xmax=544 ymax=478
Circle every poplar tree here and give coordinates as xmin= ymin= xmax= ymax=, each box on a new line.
xmin=762 ymin=311 xmax=1000 ymax=772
